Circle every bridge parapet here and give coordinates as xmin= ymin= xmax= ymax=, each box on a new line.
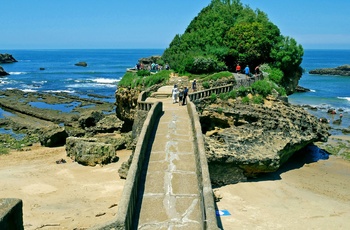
xmin=137 ymin=91 xmax=154 ymax=111
xmin=189 ymin=74 xmax=264 ymax=101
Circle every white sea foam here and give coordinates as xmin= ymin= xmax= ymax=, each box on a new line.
xmin=310 ymin=89 xmax=316 ymax=92
xmin=44 ymin=90 xmax=75 ymax=94
xmin=338 ymin=97 xmax=350 ymax=102
xmin=21 ymin=89 xmax=37 ymax=92
xmin=9 ymin=72 xmax=27 ymax=75
xmin=32 ymin=80 xmax=47 ymax=84
xmin=91 ymin=78 xmax=120 ymax=84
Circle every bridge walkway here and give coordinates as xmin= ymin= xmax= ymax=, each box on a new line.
xmin=134 ymin=96 xmax=203 ymax=230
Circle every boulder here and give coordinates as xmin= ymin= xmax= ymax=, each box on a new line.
xmin=75 ymin=61 xmax=87 ymax=67
xmin=86 ymin=114 xmax=124 ymax=133
xmin=197 ymin=98 xmax=330 ymax=186
xmin=0 ymin=53 xmax=17 ymax=63
xmin=0 ymin=66 xmax=9 ymax=76
xmin=78 ymin=111 xmax=104 ymax=128
xmin=65 ymin=137 xmax=118 ymax=166
xmin=39 ymin=126 xmax=68 ymax=147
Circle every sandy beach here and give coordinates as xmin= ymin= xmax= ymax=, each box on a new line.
xmin=0 ymin=138 xmax=350 ymax=230
xmin=0 ymin=145 xmax=130 ymax=230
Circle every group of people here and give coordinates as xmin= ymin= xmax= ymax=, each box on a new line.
xmin=172 ymin=84 xmax=189 ymax=106
xmin=135 ymin=62 xmax=170 ymax=71
xmin=235 ymin=63 xmax=260 ymax=78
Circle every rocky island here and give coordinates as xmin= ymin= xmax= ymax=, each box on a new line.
xmin=0 ymin=53 xmax=17 ymax=63
xmin=309 ymin=64 xmax=350 ymax=76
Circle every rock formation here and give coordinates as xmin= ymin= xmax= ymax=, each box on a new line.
xmin=309 ymin=65 xmax=350 ymax=76
xmin=195 ymin=96 xmax=330 ymax=185
xmin=75 ymin=61 xmax=87 ymax=67
xmin=0 ymin=66 xmax=9 ymax=76
xmin=0 ymin=53 xmax=17 ymax=63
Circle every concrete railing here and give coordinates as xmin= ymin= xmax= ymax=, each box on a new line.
xmin=137 ymin=91 xmax=154 ymax=111
xmin=0 ymin=198 xmax=23 ymax=230
xmin=189 ymin=74 xmax=264 ymax=101
xmin=186 ymin=97 xmax=220 ymax=230
xmin=92 ymin=101 xmax=163 ymax=230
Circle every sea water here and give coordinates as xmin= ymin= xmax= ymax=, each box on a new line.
xmin=289 ymin=49 xmax=350 ymax=135
xmin=0 ymin=49 xmax=163 ymax=99
xmin=1 ymin=49 xmax=349 ymax=135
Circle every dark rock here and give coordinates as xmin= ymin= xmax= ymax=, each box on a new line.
xmin=342 ymin=128 xmax=350 ymax=134
xmin=78 ymin=111 xmax=104 ymax=128
xmin=39 ymin=126 xmax=68 ymax=147
xmin=75 ymin=61 xmax=87 ymax=67
xmin=39 ymin=67 xmax=45 ymax=70
xmin=0 ymin=66 xmax=9 ymax=76
xmin=85 ymin=114 xmax=124 ymax=133
xmin=309 ymin=65 xmax=350 ymax=76
xmin=295 ymin=85 xmax=311 ymax=92
xmin=65 ymin=137 xmax=118 ymax=166
xmin=0 ymin=53 xmax=17 ymax=63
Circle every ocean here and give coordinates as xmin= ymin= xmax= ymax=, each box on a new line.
xmin=1 ymin=49 xmax=349 ymax=135
xmin=288 ymin=49 xmax=350 ymax=135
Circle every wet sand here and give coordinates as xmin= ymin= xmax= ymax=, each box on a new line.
xmin=1 ymin=138 xmax=350 ymax=229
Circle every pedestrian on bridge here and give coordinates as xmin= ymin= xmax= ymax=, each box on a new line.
xmin=172 ymin=84 xmax=179 ymax=103
xmin=182 ymin=86 xmax=188 ymax=105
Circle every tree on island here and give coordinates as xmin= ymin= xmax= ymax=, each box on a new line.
xmin=161 ymin=0 xmax=304 ymax=94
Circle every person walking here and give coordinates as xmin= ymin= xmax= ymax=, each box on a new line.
xmin=172 ymin=84 xmax=179 ymax=103
xmin=192 ymin=79 xmax=197 ymax=92
xmin=236 ymin=63 xmax=241 ymax=76
xmin=244 ymin=65 xmax=250 ymax=78
xmin=178 ymin=87 xmax=184 ymax=106
xmin=182 ymin=86 xmax=188 ymax=105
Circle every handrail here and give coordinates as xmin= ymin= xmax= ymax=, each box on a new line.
xmin=188 ymin=74 xmax=264 ymax=101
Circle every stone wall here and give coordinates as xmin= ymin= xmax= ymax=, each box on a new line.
xmin=0 ymin=198 xmax=23 ymax=230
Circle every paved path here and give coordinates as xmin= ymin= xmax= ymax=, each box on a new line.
xmin=135 ymin=97 xmax=203 ymax=230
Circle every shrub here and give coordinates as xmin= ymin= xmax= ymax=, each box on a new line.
xmin=268 ymin=68 xmax=284 ymax=84
xmin=210 ymin=93 xmax=217 ymax=103
xmin=252 ymin=95 xmax=264 ymax=104
xmin=242 ymin=96 xmax=250 ymax=104
xmin=228 ymin=90 xmax=237 ymax=99
xmin=137 ymin=70 xmax=151 ymax=77
xmin=237 ymin=86 xmax=250 ymax=97
xmin=217 ymin=107 xmax=223 ymax=114
xmin=219 ymin=93 xmax=228 ymax=100
xmin=202 ymin=81 xmax=210 ymax=89
xmin=251 ymin=80 xmax=272 ymax=97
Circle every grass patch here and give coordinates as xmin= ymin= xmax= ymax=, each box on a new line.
xmin=118 ymin=70 xmax=172 ymax=89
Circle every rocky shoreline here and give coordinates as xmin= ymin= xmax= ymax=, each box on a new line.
xmin=1 ymin=73 xmax=349 ymax=186
xmin=309 ymin=64 xmax=350 ymax=76
xmin=0 ymin=89 xmax=133 ymax=165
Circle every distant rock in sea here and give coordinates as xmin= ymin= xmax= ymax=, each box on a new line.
xmin=295 ymin=85 xmax=310 ymax=92
xmin=0 ymin=53 xmax=17 ymax=63
xmin=75 ymin=61 xmax=88 ymax=67
xmin=309 ymin=65 xmax=350 ymax=76
xmin=0 ymin=66 xmax=9 ymax=76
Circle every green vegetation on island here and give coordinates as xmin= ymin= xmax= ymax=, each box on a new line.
xmin=119 ymin=0 xmax=303 ymax=97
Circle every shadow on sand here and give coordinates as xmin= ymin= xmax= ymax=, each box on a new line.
xmin=250 ymin=144 xmax=330 ymax=182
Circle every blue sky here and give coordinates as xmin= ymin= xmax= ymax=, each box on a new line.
xmin=1 ymin=0 xmax=350 ymax=49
